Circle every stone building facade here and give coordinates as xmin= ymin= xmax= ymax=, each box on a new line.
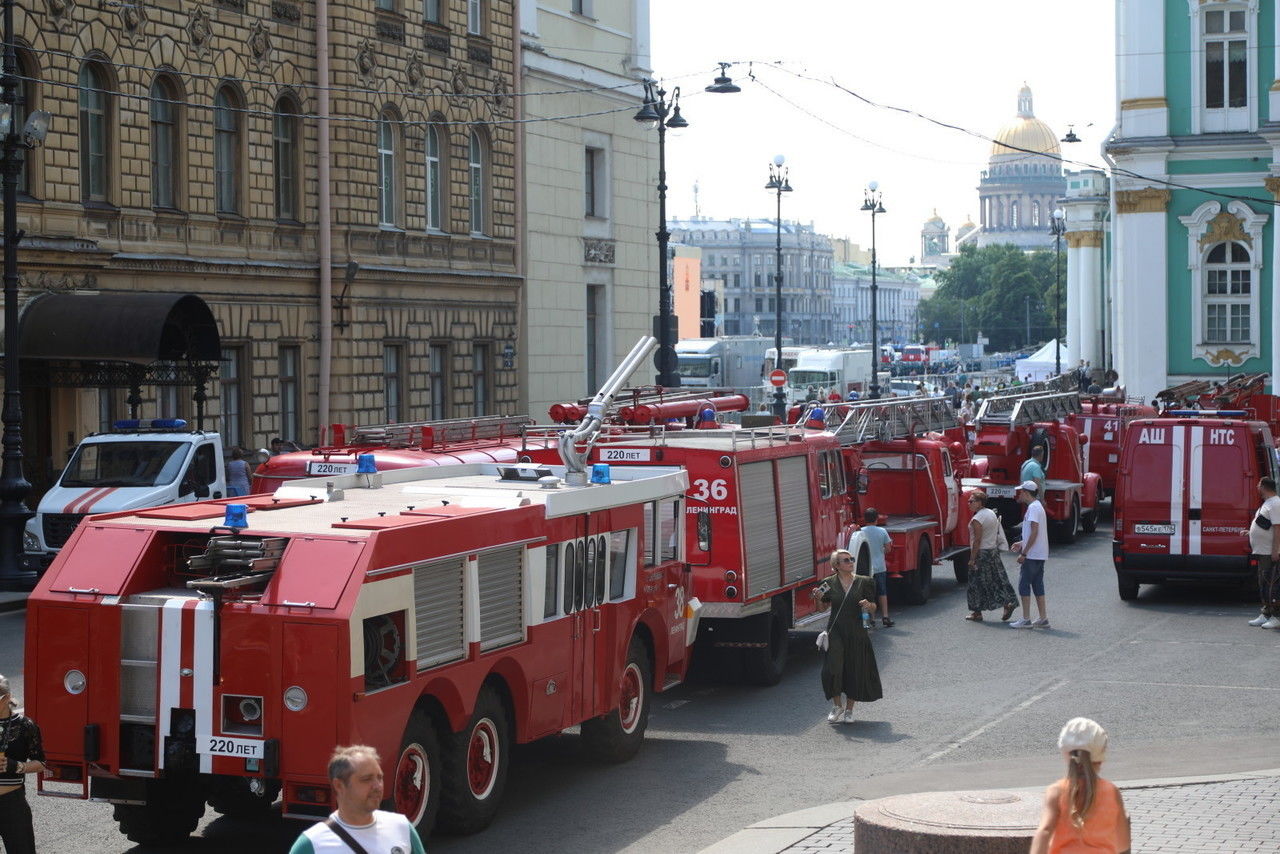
xmin=10 ymin=0 xmax=520 ymax=493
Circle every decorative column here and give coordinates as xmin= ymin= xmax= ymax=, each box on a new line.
xmin=1066 ymin=231 xmax=1105 ymax=366
xmin=1266 ymin=177 xmax=1280 ymax=387
xmin=1114 ymin=187 xmax=1171 ymax=400
xmin=1118 ymin=0 xmax=1168 ymax=138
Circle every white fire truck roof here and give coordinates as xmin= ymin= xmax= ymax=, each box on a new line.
xmin=101 ymin=462 xmax=688 ymax=537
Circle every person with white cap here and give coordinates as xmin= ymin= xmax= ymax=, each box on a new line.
xmin=1030 ymin=717 xmax=1131 ymax=854
xmin=1009 ymin=480 xmax=1050 ymax=628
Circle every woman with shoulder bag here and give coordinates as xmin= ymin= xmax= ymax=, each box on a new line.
xmin=811 ymin=549 xmax=882 ymax=724
xmin=963 ymin=491 xmax=1019 ymax=622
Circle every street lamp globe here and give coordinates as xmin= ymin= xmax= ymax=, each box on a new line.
xmin=867 ymin=180 xmax=879 ymax=192
xmin=773 ymin=154 xmax=785 ymax=167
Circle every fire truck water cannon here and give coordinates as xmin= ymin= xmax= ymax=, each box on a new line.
xmin=965 ymin=390 xmax=1102 ymax=543
xmin=25 ymin=414 xmax=700 ymax=844
xmin=559 ymin=336 xmax=658 ymax=485
xmin=617 ymin=393 xmax=750 ymax=425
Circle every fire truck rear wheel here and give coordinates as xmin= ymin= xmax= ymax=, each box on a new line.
xmin=1053 ymin=497 xmax=1081 ymax=544
xmin=901 ymin=539 xmax=933 ymax=606
xmin=112 ymin=779 xmax=206 ymax=846
xmin=393 ymin=709 xmax=443 ymax=837
xmin=581 ymin=637 xmax=652 ymax=763
xmin=952 ymin=551 xmax=970 ymax=584
xmin=205 ymin=775 xmax=282 ymax=818
xmin=439 ymin=685 xmax=510 ymax=835
xmin=1081 ymin=506 xmax=1098 ymax=534
xmin=742 ymin=601 xmax=790 ymax=686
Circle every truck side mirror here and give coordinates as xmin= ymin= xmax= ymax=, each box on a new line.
xmin=192 ymin=482 xmax=210 ymax=499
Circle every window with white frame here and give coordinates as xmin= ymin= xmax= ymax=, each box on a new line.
xmin=378 ymin=111 xmax=397 ymax=227
xmin=584 ymin=146 xmax=604 ymax=217
xmin=1196 ymin=3 xmax=1255 ymax=133
xmin=425 ymin=123 xmax=443 ymax=230
xmin=467 ymin=0 xmax=483 ymax=34
xmin=468 ymin=129 xmax=487 ymax=234
xmin=424 ymin=0 xmax=441 ymax=22
xmin=1204 ymin=242 xmax=1251 ymax=343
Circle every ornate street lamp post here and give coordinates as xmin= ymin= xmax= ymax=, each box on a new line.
xmin=1050 ymin=207 xmax=1066 ymax=376
xmin=0 ymin=0 xmax=51 ymax=587
xmin=766 ymin=155 xmax=792 ymax=420
xmin=861 ymin=182 xmax=886 ymax=398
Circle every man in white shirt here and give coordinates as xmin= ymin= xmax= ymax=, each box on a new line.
xmin=290 ymin=745 xmax=425 ymax=854
xmin=1009 ymin=480 xmax=1051 ymax=629
xmin=1246 ymin=477 xmax=1280 ymax=629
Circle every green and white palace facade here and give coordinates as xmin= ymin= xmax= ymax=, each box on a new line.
xmin=1079 ymin=0 xmax=1280 ymax=400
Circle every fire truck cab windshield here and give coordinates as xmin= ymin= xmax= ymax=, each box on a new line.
xmin=789 ymin=370 xmax=836 ymax=387
xmin=61 ymin=440 xmax=189 ymax=488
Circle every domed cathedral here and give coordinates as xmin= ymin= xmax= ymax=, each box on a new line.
xmin=920 ymin=210 xmax=949 ymax=265
xmin=977 ymin=85 xmax=1067 ymax=250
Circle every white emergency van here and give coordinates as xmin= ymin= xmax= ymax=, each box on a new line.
xmin=23 ymin=419 xmax=226 ymax=572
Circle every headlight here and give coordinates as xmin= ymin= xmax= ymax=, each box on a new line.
xmin=239 ymin=697 xmax=263 ymax=722
xmin=284 ymin=686 xmax=308 ymax=712
xmin=23 ymin=530 xmax=38 ymax=552
xmin=63 ymin=670 xmax=86 ymax=695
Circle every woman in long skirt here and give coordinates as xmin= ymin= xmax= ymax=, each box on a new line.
xmin=812 ymin=549 xmax=883 ymax=724
xmin=964 ymin=491 xmax=1018 ymax=621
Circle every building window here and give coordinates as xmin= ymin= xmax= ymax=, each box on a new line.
xmin=1032 ymin=201 xmax=1041 ymax=228
xmin=426 ymin=122 xmax=443 ymax=230
xmin=424 ymin=0 xmax=441 ymax=23
xmin=78 ymin=61 xmax=110 ymax=202
xmin=279 ymin=345 xmax=301 ymax=443
xmin=149 ymin=76 xmax=179 ymax=209
xmin=158 ymin=385 xmax=184 ymax=421
xmin=586 ymin=284 xmax=604 ymax=394
xmin=384 ymin=344 xmax=405 ymax=422
xmin=1196 ymin=4 xmax=1254 ymax=132
xmin=1010 ymin=200 xmax=1020 ymax=229
xmin=469 ymin=129 xmax=488 ymax=235
xmin=274 ymin=97 xmax=300 ymax=221
xmin=377 ymin=0 xmax=395 ymax=9
xmin=1204 ymin=242 xmax=1251 ymax=343
xmin=429 ymin=342 xmax=449 ymax=420
xmin=219 ymin=346 xmax=248 ymax=448
xmin=378 ymin=110 xmax=398 ymax=227
xmin=472 ymin=344 xmax=491 ymax=416
xmin=584 ymin=146 xmax=603 ymax=217
xmin=214 ymin=85 xmax=242 ymax=214
xmin=468 ymin=0 xmax=484 ymax=34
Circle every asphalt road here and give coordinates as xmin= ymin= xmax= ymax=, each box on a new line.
xmin=7 ymin=518 xmax=1279 ymax=853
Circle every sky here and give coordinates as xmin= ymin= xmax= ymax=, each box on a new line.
xmin=648 ymin=0 xmax=1117 ymax=265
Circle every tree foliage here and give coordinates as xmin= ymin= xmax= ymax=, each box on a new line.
xmin=919 ymin=243 xmax=1067 ymax=351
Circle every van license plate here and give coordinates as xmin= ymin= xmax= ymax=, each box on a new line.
xmin=306 ymin=461 xmax=357 ymax=476
xmin=199 ymin=735 xmax=265 ymax=759
xmin=1134 ymin=523 xmax=1175 ymax=535
xmin=986 ymin=485 xmax=1016 ymax=498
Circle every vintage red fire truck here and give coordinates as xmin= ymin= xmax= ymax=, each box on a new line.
xmin=831 ymin=397 xmax=975 ymax=604
xmin=25 ymin=338 xmax=699 ymax=844
xmin=963 ymin=390 xmax=1102 ymax=542
xmin=1066 ymin=396 xmax=1157 ymax=499
xmin=250 ymin=414 xmax=537 ymax=494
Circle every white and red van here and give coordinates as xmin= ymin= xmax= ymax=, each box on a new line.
xmin=1112 ymin=411 xmax=1278 ymax=600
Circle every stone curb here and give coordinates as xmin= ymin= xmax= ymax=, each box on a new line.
xmin=0 ymin=593 xmax=29 ymax=614
xmin=696 ymin=767 xmax=1280 ymax=854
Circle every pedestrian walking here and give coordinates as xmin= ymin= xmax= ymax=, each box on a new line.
xmin=1010 ymin=481 xmax=1050 ymax=628
xmin=1030 ymin=717 xmax=1131 ymax=854
xmin=811 ymin=549 xmax=882 ymax=724
xmin=289 ymin=745 xmax=425 ymax=854
xmin=858 ymin=508 xmax=895 ymax=627
xmin=1021 ymin=445 xmax=1047 ymax=495
xmin=1246 ymin=476 xmax=1280 ymax=629
xmin=963 ymin=492 xmax=1018 ymax=622
xmin=0 ymin=675 xmax=45 ymax=854
xmin=225 ymin=447 xmax=252 ymax=497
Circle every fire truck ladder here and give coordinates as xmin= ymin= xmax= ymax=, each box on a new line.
xmin=348 ymin=414 xmax=532 ymax=449
xmin=186 ymin=536 xmax=288 ymax=592
xmin=831 ymin=396 xmax=958 ymax=445
xmin=976 ymin=391 xmax=1082 ymax=428
xmin=559 ymin=336 xmax=658 ymax=485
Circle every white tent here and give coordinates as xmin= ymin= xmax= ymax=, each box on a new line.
xmin=1015 ymin=339 xmax=1068 ymax=382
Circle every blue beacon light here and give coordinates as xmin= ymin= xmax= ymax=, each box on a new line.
xmin=356 ymin=454 xmax=378 ymax=474
xmin=223 ymin=504 xmax=249 ymax=529
xmin=590 ymin=463 xmax=611 ymax=484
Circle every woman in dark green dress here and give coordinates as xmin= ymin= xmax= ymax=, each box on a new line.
xmin=813 ymin=549 xmax=883 ymax=724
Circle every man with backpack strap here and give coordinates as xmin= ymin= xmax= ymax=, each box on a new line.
xmin=290 ymin=745 xmax=425 ymax=854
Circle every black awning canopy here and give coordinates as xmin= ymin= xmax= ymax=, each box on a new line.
xmin=18 ymin=292 xmax=221 ymax=363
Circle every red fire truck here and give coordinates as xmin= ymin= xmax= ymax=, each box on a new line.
xmin=1067 ymin=397 xmax=1157 ymax=499
xmin=250 ymin=415 xmax=537 ymax=493
xmin=523 ymin=406 xmax=850 ymax=686
xmin=24 ymin=338 xmax=699 ymax=844
xmin=963 ymin=390 xmax=1102 ymax=542
xmin=832 ymin=397 xmax=975 ymax=604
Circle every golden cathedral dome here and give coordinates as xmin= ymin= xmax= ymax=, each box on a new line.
xmin=990 ymin=85 xmax=1060 ymax=158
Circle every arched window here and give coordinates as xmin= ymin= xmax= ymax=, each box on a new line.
xmin=1032 ymin=201 xmax=1041 ymax=228
xmin=214 ymin=85 xmax=242 ymax=213
xmin=150 ymin=75 xmax=180 ymax=209
xmin=1204 ymin=241 xmax=1251 ymax=343
xmin=274 ymin=96 xmax=300 ymax=221
xmin=1010 ymin=200 xmax=1020 ymax=229
xmin=378 ymin=110 xmax=397 ymax=226
xmin=425 ymin=121 xmax=443 ymax=230
xmin=468 ymin=128 xmax=488 ymax=235
xmin=78 ymin=61 xmax=111 ymax=202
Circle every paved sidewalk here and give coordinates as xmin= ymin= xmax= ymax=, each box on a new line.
xmin=701 ymin=770 xmax=1280 ymax=854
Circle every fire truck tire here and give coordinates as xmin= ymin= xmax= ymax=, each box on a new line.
xmin=742 ymin=602 xmax=790 ymax=686
xmin=392 ymin=709 xmax=443 ymax=837
xmin=901 ymin=539 xmax=932 ymax=606
xmin=951 ymin=552 xmax=969 ymax=584
xmin=112 ymin=779 xmax=205 ymax=846
xmin=205 ymin=775 xmax=282 ymax=818
xmin=1053 ymin=497 xmax=1081 ymax=544
xmin=1117 ymin=572 xmax=1140 ymax=601
xmin=438 ymin=685 xmax=510 ymax=835
xmin=581 ymin=637 xmax=652 ymax=763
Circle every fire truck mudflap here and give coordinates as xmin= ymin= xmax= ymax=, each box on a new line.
xmin=25 ymin=458 xmax=695 ymax=844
